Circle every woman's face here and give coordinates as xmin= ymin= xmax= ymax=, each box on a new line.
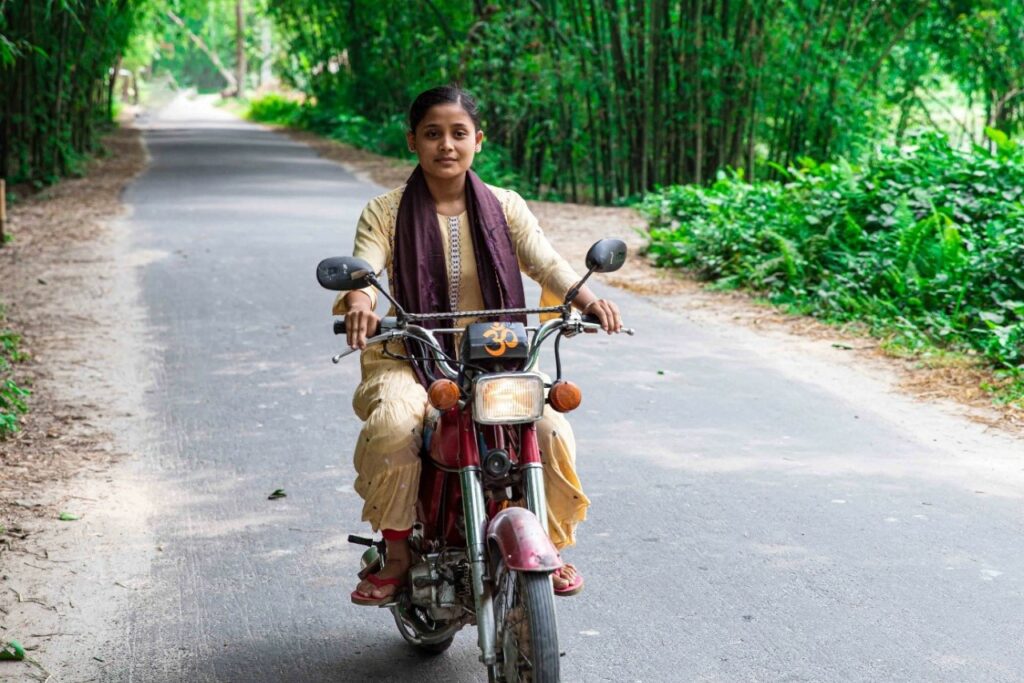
xmin=407 ymin=103 xmax=483 ymax=182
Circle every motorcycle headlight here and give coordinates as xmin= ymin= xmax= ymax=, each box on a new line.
xmin=473 ymin=373 xmax=545 ymax=425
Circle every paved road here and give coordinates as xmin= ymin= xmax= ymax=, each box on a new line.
xmin=109 ymin=96 xmax=1023 ymax=682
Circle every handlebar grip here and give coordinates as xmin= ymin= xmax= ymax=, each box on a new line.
xmin=333 ymin=317 xmax=398 ymax=336
xmin=582 ymin=313 xmax=601 ymax=325
xmin=347 ymin=534 xmax=374 ymax=547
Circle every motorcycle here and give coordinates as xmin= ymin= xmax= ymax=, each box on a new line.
xmin=316 ymin=238 xmax=633 ymax=682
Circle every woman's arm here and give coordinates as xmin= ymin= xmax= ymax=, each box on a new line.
xmin=335 ymin=195 xmax=393 ymax=348
xmin=504 ymin=190 xmax=622 ymax=333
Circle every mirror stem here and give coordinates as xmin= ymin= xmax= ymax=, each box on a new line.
xmin=366 ymin=273 xmax=409 ymax=319
xmin=562 ymin=267 xmax=597 ymax=307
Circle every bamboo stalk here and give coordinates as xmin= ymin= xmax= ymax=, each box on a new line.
xmin=0 ymin=178 xmax=7 ymax=246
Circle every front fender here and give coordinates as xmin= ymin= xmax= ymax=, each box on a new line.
xmin=486 ymin=507 xmax=563 ymax=572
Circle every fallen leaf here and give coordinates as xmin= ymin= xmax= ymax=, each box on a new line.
xmin=0 ymin=640 xmax=25 ymax=661
xmin=58 ymin=512 xmax=80 ymax=521
xmin=267 ymin=488 xmax=287 ymax=500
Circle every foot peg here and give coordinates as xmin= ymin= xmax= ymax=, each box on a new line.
xmin=349 ymin=535 xmax=384 ymax=579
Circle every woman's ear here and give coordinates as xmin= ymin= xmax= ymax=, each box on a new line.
xmin=475 ymin=129 xmax=483 ymax=152
xmin=406 ymin=130 xmax=416 ymax=154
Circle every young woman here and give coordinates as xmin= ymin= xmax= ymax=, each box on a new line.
xmin=337 ymin=85 xmax=622 ymax=606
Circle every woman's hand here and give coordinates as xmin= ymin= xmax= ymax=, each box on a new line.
xmin=343 ymin=291 xmax=381 ymax=350
xmin=579 ymin=296 xmax=622 ymax=334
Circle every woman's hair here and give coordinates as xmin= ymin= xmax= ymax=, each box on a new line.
xmin=408 ymin=85 xmax=481 ymax=132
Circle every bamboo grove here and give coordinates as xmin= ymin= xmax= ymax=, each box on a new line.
xmin=265 ymin=0 xmax=1024 ymax=203
xmin=0 ymin=1 xmax=142 ymax=186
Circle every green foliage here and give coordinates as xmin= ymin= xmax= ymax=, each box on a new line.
xmin=642 ymin=132 xmax=1024 ymax=403
xmin=0 ymin=315 xmax=30 ymax=439
xmin=930 ymin=0 xmax=1024 ymax=136
xmin=1 ymin=1 xmax=143 ymax=186
xmin=246 ymin=93 xmax=531 ymax=191
xmin=246 ymin=93 xmax=300 ymax=125
xmin=260 ymin=0 xmax=1014 ymax=202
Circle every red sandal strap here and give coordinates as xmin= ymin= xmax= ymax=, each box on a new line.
xmin=364 ymin=574 xmax=403 ymax=588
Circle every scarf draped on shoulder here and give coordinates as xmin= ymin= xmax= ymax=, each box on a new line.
xmin=391 ymin=165 xmax=526 ymax=386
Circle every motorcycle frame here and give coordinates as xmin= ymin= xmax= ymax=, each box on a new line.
xmin=420 ymin=406 xmax=551 ymax=666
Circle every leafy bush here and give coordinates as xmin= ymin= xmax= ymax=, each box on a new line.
xmin=641 ymin=130 xmax=1024 ymax=402
xmin=246 ymin=93 xmax=303 ymax=126
xmin=0 ymin=318 xmax=30 ymax=439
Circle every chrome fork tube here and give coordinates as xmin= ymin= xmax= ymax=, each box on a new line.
xmin=460 ymin=466 xmax=497 ymax=665
xmin=522 ymin=463 xmax=549 ymax=535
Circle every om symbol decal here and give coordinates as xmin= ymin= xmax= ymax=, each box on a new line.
xmin=482 ymin=322 xmax=519 ymax=357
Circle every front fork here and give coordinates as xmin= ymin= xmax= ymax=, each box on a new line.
xmin=461 ymin=466 xmax=497 ymax=665
xmin=520 ymin=422 xmax=549 ymax=533
xmin=460 ymin=409 xmax=498 ymax=666
xmin=461 ymin=420 xmax=551 ymax=668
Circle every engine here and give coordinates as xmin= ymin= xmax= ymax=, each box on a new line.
xmin=408 ymin=551 xmax=474 ymax=622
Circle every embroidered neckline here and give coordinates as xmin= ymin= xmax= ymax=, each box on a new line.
xmin=447 ymin=215 xmax=461 ymax=312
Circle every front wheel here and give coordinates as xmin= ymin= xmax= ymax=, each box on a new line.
xmin=493 ymin=564 xmax=559 ymax=682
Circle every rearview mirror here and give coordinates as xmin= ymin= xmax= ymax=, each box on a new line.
xmin=316 ymin=256 xmax=375 ymax=291
xmin=585 ymin=239 xmax=627 ymax=273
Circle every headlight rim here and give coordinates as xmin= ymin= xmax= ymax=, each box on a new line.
xmin=472 ymin=372 xmax=546 ymax=425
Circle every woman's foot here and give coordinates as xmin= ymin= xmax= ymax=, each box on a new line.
xmin=552 ymin=562 xmax=584 ymax=597
xmin=351 ymin=539 xmax=411 ymax=606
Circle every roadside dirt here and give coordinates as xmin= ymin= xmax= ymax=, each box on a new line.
xmin=276 ymin=125 xmax=1023 ymax=436
xmin=0 ymin=126 xmax=147 ymax=521
xmin=0 ymin=123 xmax=152 ymax=680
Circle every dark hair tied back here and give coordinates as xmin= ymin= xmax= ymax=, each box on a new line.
xmin=408 ymin=85 xmax=481 ymax=132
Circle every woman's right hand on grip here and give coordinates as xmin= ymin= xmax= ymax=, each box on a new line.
xmin=343 ymin=291 xmax=380 ymax=350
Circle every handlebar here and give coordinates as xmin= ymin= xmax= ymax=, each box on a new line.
xmin=330 ymin=310 xmax=634 ymax=375
xmin=333 ymin=317 xmax=398 ymax=336
xmin=334 ymin=313 xmax=605 ymax=336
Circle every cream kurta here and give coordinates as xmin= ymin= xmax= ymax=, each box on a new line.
xmin=336 ymin=185 xmax=590 ymax=549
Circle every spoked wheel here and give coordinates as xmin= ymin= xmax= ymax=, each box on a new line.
xmin=493 ymin=561 xmax=559 ymax=682
xmin=390 ymin=597 xmax=459 ymax=656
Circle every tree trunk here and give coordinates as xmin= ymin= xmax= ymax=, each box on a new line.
xmin=166 ymin=10 xmax=238 ymax=93
xmin=235 ymin=0 xmax=246 ymax=97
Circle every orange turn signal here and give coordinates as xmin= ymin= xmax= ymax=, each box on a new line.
xmin=548 ymin=380 xmax=582 ymax=413
xmin=428 ymin=379 xmax=461 ymax=411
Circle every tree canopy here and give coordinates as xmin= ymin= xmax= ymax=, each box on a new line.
xmin=4 ymin=1 xmax=1024 ymax=194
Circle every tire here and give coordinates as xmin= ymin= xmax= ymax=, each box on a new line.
xmin=494 ymin=567 xmax=560 ymax=683
xmin=408 ymin=634 xmax=454 ymax=656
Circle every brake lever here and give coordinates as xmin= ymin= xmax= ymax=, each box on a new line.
xmin=331 ymin=330 xmax=402 ymax=364
xmin=578 ymin=320 xmax=635 ymax=336
xmin=331 ymin=347 xmax=359 ymax=364
xmin=583 ymin=326 xmax=635 ymax=335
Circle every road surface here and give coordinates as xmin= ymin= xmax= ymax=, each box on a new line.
xmin=31 ymin=95 xmax=1024 ymax=682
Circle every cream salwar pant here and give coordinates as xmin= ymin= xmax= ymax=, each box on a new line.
xmin=351 ymin=343 xmax=589 ymax=549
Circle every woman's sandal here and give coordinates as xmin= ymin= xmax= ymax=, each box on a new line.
xmin=552 ymin=563 xmax=584 ymax=597
xmin=351 ymin=574 xmax=404 ymax=606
